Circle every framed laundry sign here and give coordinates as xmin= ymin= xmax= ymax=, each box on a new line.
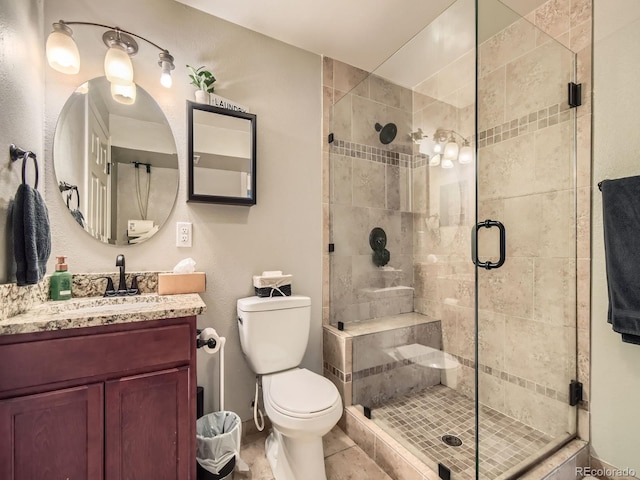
xmin=210 ymin=94 xmax=248 ymax=113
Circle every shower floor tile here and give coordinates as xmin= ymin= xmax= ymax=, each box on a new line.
xmin=372 ymin=384 xmax=553 ymax=479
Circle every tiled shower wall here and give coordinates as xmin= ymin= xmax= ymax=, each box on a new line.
xmin=322 ymin=0 xmax=592 ymax=443
xmin=412 ymin=22 xmax=575 ymax=436
xmin=327 ymin=62 xmax=416 ymax=325
xmin=408 ymin=0 xmax=592 ymax=439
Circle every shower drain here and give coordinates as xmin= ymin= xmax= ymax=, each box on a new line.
xmin=441 ymin=434 xmax=463 ymax=447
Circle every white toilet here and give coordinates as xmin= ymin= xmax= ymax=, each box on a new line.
xmin=237 ymin=295 xmax=342 ymax=480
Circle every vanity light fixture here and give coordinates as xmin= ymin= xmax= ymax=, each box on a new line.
xmin=410 ymin=128 xmax=432 ymax=156
xmin=458 ymin=140 xmax=473 ymax=164
xmin=46 ymin=20 xmax=175 ymax=95
xmin=111 ymin=82 xmax=137 ymax=105
xmin=428 ymin=129 xmax=474 ymax=168
xmin=409 ymin=128 xmax=426 ymax=143
xmin=443 ymin=134 xmax=460 ymax=160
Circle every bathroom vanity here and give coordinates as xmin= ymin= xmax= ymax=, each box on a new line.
xmin=0 ymin=293 xmax=205 ymax=480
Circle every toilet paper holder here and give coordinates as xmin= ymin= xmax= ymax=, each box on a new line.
xmin=196 ymin=329 xmax=217 ymax=350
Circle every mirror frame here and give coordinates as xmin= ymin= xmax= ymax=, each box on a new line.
xmin=53 ymin=76 xmax=180 ymax=246
xmin=187 ymin=101 xmax=257 ymax=206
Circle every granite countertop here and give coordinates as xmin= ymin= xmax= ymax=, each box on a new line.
xmin=0 ymin=293 xmax=207 ymax=336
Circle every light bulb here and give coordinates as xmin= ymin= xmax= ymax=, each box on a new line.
xmin=459 ymin=145 xmax=473 ymax=164
xmin=441 ymin=158 xmax=454 ymax=169
xmin=111 ymin=81 xmax=136 ymax=105
xmin=104 ymin=45 xmax=134 ymax=85
xmin=160 ymin=72 xmax=172 ymax=88
xmin=429 ymin=154 xmax=441 ymax=167
xmin=46 ymin=23 xmax=80 ymax=74
xmin=433 ymin=143 xmax=443 ymax=154
xmin=158 ymin=52 xmax=175 ymax=89
xmin=444 ymin=139 xmax=459 ymax=159
xmin=160 ymin=60 xmax=172 ymax=88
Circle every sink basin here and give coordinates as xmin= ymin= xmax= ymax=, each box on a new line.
xmin=34 ymin=294 xmax=171 ymax=316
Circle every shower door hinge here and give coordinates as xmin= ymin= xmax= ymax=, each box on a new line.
xmin=568 ymin=82 xmax=582 ymax=108
xmin=328 ymin=243 xmax=335 ymax=253
xmin=569 ymin=380 xmax=583 ymax=406
xmin=328 ymin=133 xmax=334 ymax=144
xmin=438 ymin=463 xmax=451 ymax=480
xmin=106 ymin=162 xmax=111 ymax=175
xmin=363 ymin=406 xmax=372 ymax=419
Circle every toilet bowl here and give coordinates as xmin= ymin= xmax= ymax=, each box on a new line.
xmin=387 ymin=343 xmax=461 ymax=388
xmin=262 ymin=368 xmax=342 ymax=480
xmin=236 ymin=295 xmax=342 ymax=480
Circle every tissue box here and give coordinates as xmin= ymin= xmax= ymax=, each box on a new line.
xmin=253 ymin=273 xmax=292 ymax=297
xmin=158 ymin=272 xmax=206 ymax=295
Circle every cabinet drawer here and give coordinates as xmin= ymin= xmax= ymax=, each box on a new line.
xmin=0 ymin=323 xmax=192 ymax=395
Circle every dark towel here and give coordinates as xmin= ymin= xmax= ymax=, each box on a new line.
xmin=12 ymin=183 xmax=51 ymax=285
xmin=601 ymin=175 xmax=640 ymax=344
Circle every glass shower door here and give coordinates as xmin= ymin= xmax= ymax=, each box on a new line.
xmin=475 ymin=1 xmax=578 ymax=478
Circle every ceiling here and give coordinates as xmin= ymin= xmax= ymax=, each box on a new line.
xmin=176 ymin=0 xmax=548 ymax=88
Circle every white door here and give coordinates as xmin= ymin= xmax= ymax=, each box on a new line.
xmin=86 ymin=102 xmax=111 ymax=243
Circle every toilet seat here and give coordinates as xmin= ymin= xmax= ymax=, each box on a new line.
xmin=264 ymin=368 xmax=340 ymax=418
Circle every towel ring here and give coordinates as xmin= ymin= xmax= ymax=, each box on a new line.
xmin=66 ymin=186 xmax=80 ymax=210
xmin=21 ymin=151 xmax=39 ymax=189
xmin=9 ymin=144 xmax=39 ymax=189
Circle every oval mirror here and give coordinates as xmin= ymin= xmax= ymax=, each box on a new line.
xmin=53 ymin=77 xmax=178 ymax=245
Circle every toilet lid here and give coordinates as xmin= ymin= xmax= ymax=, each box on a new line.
xmin=267 ymin=369 xmax=339 ymax=414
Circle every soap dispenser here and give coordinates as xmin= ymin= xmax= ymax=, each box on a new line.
xmin=50 ymin=255 xmax=72 ymax=301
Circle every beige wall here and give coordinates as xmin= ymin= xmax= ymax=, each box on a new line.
xmin=592 ymin=0 xmax=640 ymax=473
xmin=0 ymin=0 xmax=44 ymax=283
xmin=0 ymin=0 xmax=322 ymax=419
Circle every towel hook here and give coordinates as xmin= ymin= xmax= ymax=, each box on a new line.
xmin=10 ymin=144 xmax=39 ymax=189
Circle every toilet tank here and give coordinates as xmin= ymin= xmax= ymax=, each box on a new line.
xmin=237 ymin=295 xmax=311 ymax=374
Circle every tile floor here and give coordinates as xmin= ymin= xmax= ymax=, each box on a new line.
xmin=236 ymin=425 xmax=392 ymax=480
xmin=373 ymin=384 xmax=553 ymax=479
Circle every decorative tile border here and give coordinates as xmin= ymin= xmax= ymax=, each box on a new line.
xmin=452 ymin=353 xmax=584 ymax=407
xmin=352 ymin=358 xmax=414 ymax=381
xmin=478 ymin=101 xmax=571 ymax=148
xmin=330 ymin=139 xmax=413 ymax=168
xmin=412 ymin=102 xmax=572 ymax=169
xmin=327 ymin=351 xmax=582 ymax=409
xmin=324 ymin=361 xmax=352 ymax=383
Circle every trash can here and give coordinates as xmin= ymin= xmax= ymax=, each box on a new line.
xmin=196 ymin=411 xmax=242 ymax=480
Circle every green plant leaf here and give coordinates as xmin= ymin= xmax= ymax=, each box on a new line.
xmin=186 ymin=65 xmax=216 ymax=92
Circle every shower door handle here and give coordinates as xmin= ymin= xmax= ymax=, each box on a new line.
xmin=471 ymin=219 xmax=506 ymax=270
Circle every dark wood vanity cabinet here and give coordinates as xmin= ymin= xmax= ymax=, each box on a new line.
xmin=0 ymin=317 xmax=197 ymax=480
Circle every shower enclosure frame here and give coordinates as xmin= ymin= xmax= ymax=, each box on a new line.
xmin=324 ymin=0 xmax=581 ymax=478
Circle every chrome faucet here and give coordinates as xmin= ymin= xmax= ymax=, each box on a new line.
xmin=116 ymin=254 xmax=127 ymax=293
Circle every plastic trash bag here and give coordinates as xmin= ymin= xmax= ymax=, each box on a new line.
xmin=196 ymin=411 xmax=242 ymax=475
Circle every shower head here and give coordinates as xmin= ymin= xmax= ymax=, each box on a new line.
xmin=375 ymin=122 xmax=397 ymax=145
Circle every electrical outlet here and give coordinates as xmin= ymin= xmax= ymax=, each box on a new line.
xmin=176 ymin=222 xmax=192 ymax=247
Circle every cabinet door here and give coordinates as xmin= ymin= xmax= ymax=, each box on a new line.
xmin=105 ymin=367 xmax=190 ymax=480
xmin=0 ymin=384 xmax=104 ymax=480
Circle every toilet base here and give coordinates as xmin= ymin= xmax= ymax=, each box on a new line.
xmin=265 ymin=428 xmax=328 ymax=480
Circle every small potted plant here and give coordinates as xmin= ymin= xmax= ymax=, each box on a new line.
xmin=187 ymin=65 xmax=216 ymax=104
